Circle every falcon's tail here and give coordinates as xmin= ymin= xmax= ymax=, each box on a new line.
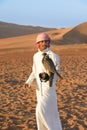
xmin=56 ymin=71 xmax=63 ymax=79
xmin=49 ymin=73 xmax=54 ymax=87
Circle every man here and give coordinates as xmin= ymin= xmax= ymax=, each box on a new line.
xmin=24 ymin=33 xmax=62 ymax=130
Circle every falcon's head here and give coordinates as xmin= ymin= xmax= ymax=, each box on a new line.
xmin=42 ymin=53 xmax=49 ymax=59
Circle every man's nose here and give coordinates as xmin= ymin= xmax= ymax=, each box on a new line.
xmin=41 ymin=41 xmax=46 ymax=46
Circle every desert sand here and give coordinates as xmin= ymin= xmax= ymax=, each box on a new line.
xmin=0 ymin=22 xmax=87 ymax=129
xmin=0 ymin=42 xmax=87 ymax=130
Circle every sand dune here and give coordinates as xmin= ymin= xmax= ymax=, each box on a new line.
xmin=0 ymin=22 xmax=87 ymax=49
xmin=0 ymin=21 xmax=55 ymax=39
xmin=63 ymin=22 xmax=87 ymax=44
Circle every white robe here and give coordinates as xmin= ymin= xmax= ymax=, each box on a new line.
xmin=26 ymin=48 xmax=62 ymax=130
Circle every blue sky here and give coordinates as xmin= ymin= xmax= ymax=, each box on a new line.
xmin=0 ymin=0 xmax=87 ymax=28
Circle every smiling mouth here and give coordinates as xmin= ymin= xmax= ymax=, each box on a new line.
xmin=43 ymin=45 xmax=47 ymax=47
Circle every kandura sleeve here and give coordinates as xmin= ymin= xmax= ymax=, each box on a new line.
xmin=25 ymin=56 xmax=36 ymax=87
xmin=54 ymin=54 xmax=61 ymax=74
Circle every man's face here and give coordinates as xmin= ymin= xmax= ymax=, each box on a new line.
xmin=37 ymin=40 xmax=50 ymax=51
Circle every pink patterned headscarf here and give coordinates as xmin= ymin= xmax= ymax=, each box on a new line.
xmin=35 ymin=33 xmax=51 ymax=49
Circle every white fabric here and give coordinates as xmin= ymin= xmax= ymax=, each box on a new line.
xmin=26 ymin=48 xmax=62 ymax=130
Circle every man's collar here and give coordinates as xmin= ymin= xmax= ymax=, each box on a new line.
xmin=38 ymin=47 xmax=50 ymax=54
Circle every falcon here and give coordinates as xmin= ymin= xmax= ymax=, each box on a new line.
xmin=42 ymin=53 xmax=63 ymax=87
